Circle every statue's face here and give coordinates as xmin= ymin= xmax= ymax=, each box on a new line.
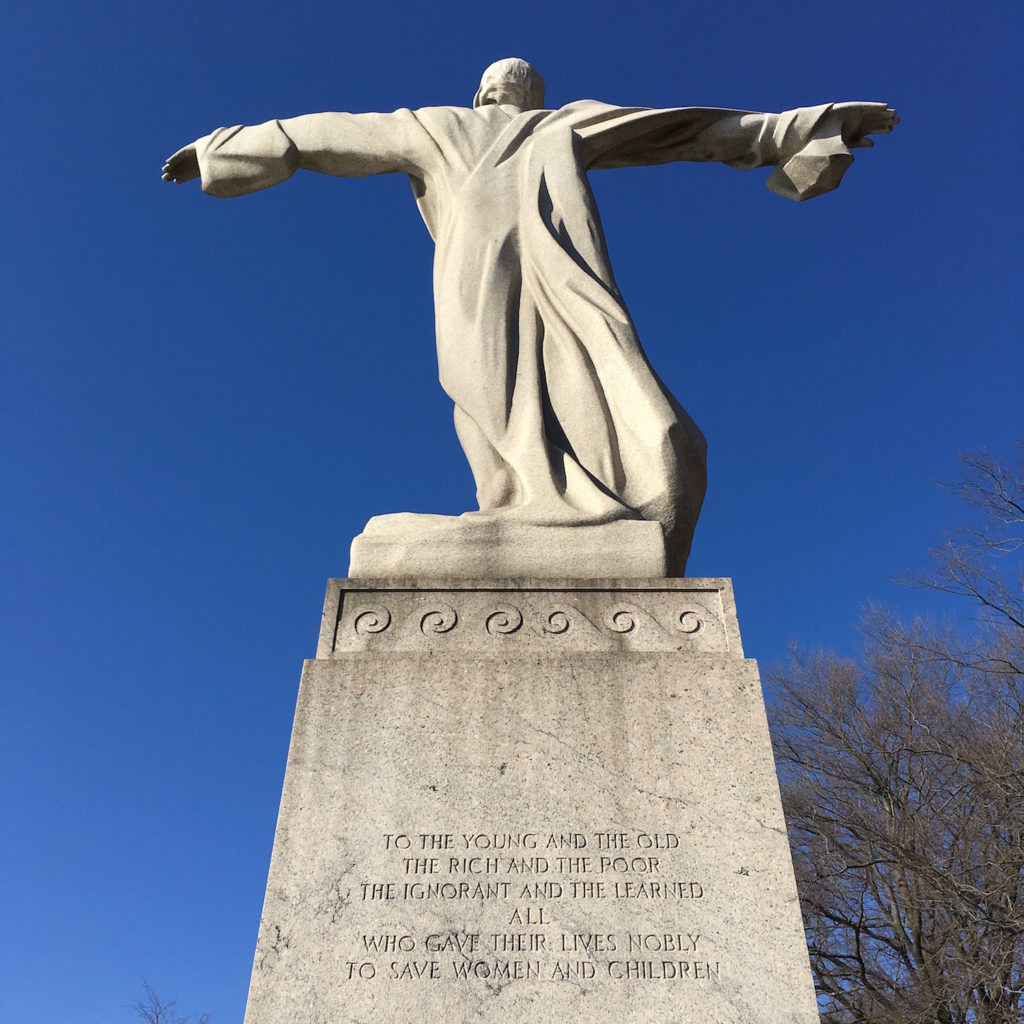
xmin=476 ymin=71 xmax=529 ymax=109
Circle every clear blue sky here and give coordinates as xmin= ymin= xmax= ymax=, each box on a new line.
xmin=2 ymin=1 xmax=1021 ymax=1020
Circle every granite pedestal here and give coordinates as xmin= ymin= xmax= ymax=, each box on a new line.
xmin=243 ymin=579 xmax=818 ymax=1023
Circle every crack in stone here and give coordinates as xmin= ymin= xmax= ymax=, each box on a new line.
xmin=257 ymin=923 xmax=292 ymax=971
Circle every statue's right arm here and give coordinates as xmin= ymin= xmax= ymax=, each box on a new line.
xmin=162 ymin=109 xmax=430 ymax=198
xmin=576 ymin=101 xmax=896 ymax=202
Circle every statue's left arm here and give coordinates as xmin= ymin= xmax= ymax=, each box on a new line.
xmin=574 ymin=101 xmax=897 ymax=201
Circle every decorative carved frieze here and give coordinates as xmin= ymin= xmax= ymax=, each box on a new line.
xmin=318 ymin=580 xmax=742 ymax=656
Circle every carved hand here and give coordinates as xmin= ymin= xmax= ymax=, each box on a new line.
xmin=162 ymin=143 xmax=201 ymax=184
xmin=829 ymin=102 xmax=899 ymax=148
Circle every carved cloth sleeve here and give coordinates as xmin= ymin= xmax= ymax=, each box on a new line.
xmin=566 ymin=101 xmax=855 ymax=200
xmin=194 ymin=109 xmax=437 ymax=198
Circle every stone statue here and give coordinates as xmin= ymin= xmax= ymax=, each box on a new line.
xmin=164 ymin=58 xmax=896 ymax=577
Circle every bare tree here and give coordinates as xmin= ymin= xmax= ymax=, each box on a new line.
xmin=132 ymin=982 xmax=210 ymax=1024
xmin=914 ymin=442 xmax=1024 ymax=644
xmin=769 ymin=445 xmax=1024 ymax=1023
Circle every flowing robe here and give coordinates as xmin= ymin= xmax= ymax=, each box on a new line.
xmin=194 ymin=100 xmax=849 ymax=573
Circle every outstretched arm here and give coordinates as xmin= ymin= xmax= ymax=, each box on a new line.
xmin=695 ymin=102 xmax=897 ymax=200
xmin=162 ymin=109 xmax=434 ymax=198
xmin=575 ymin=101 xmax=897 ymax=201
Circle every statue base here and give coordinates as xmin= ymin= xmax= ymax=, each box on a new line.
xmin=243 ymin=578 xmax=818 ymax=1023
xmin=349 ymin=513 xmax=670 ymax=578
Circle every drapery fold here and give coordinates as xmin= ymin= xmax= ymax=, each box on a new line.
xmin=195 ymin=99 xmax=851 ymax=572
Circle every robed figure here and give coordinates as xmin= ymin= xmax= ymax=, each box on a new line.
xmin=164 ymin=59 xmax=896 ymax=575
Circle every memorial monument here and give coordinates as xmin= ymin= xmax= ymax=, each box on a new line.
xmin=165 ymin=58 xmax=897 ymax=1021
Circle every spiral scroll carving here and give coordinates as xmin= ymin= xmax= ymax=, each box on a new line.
xmin=542 ymin=610 xmax=571 ymax=635
xmin=676 ymin=610 xmax=702 ymax=634
xmin=420 ymin=605 xmax=458 ymax=635
xmin=328 ymin=588 xmax=726 ymax=652
xmin=485 ymin=605 xmax=524 ymax=635
xmin=353 ymin=606 xmax=391 ymax=635
xmin=605 ymin=607 xmax=639 ymax=634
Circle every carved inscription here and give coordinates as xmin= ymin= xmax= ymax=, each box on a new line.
xmin=342 ymin=829 xmax=722 ymax=985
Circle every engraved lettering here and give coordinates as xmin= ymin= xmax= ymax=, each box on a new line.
xmin=507 ymin=856 xmax=549 ymax=873
xmin=350 ymin=827 xmax=713 ymax=989
xmin=424 ymin=933 xmax=480 ymax=954
xmin=419 ymin=833 xmax=454 ymax=849
xmin=596 ymin=832 xmax=632 ymax=848
xmin=554 ymin=856 xmax=591 ymax=872
xmin=452 ymin=960 xmax=541 ymax=980
xmin=345 ymin=962 xmax=376 ymax=979
xmin=551 ymin=960 xmax=596 ymax=979
xmin=626 ymin=933 xmax=700 ymax=953
xmin=560 ymin=932 xmax=616 ymax=953
xmin=389 ymin=959 xmax=440 ymax=980
xmin=635 ymin=832 xmax=680 ymax=849
xmin=607 ymin=960 xmax=721 ymax=980
xmin=360 ymin=882 xmax=397 ymax=900
xmin=402 ymin=881 xmax=512 ymax=900
xmin=461 ymin=832 xmax=537 ymax=850
xmin=489 ymin=932 xmax=547 ymax=952
xmin=518 ymin=881 xmax=562 ymax=898
xmin=402 ymin=857 xmax=439 ymax=874
xmin=447 ymin=856 xmax=500 ymax=874
xmin=507 ymin=906 xmax=547 ymax=925
xmin=598 ymin=856 xmax=661 ymax=873
xmin=613 ymin=880 xmax=703 ymax=898
xmin=545 ymin=832 xmax=587 ymax=848
xmin=362 ymin=934 xmax=415 ymax=952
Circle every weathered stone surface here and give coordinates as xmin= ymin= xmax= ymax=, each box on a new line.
xmin=348 ymin=516 xmax=670 ymax=580
xmin=165 ymin=63 xmax=897 ymax=578
xmin=244 ymin=579 xmax=818 ymax=1023
xmin=320 ymin=577 xmax=742 ymax=655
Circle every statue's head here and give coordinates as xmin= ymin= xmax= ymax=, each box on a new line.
xmin=473 ymin=58 xmax=545 ymax=111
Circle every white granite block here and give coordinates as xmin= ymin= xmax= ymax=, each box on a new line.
xmin=243 ymin=579 xmax=817 ymax=1023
